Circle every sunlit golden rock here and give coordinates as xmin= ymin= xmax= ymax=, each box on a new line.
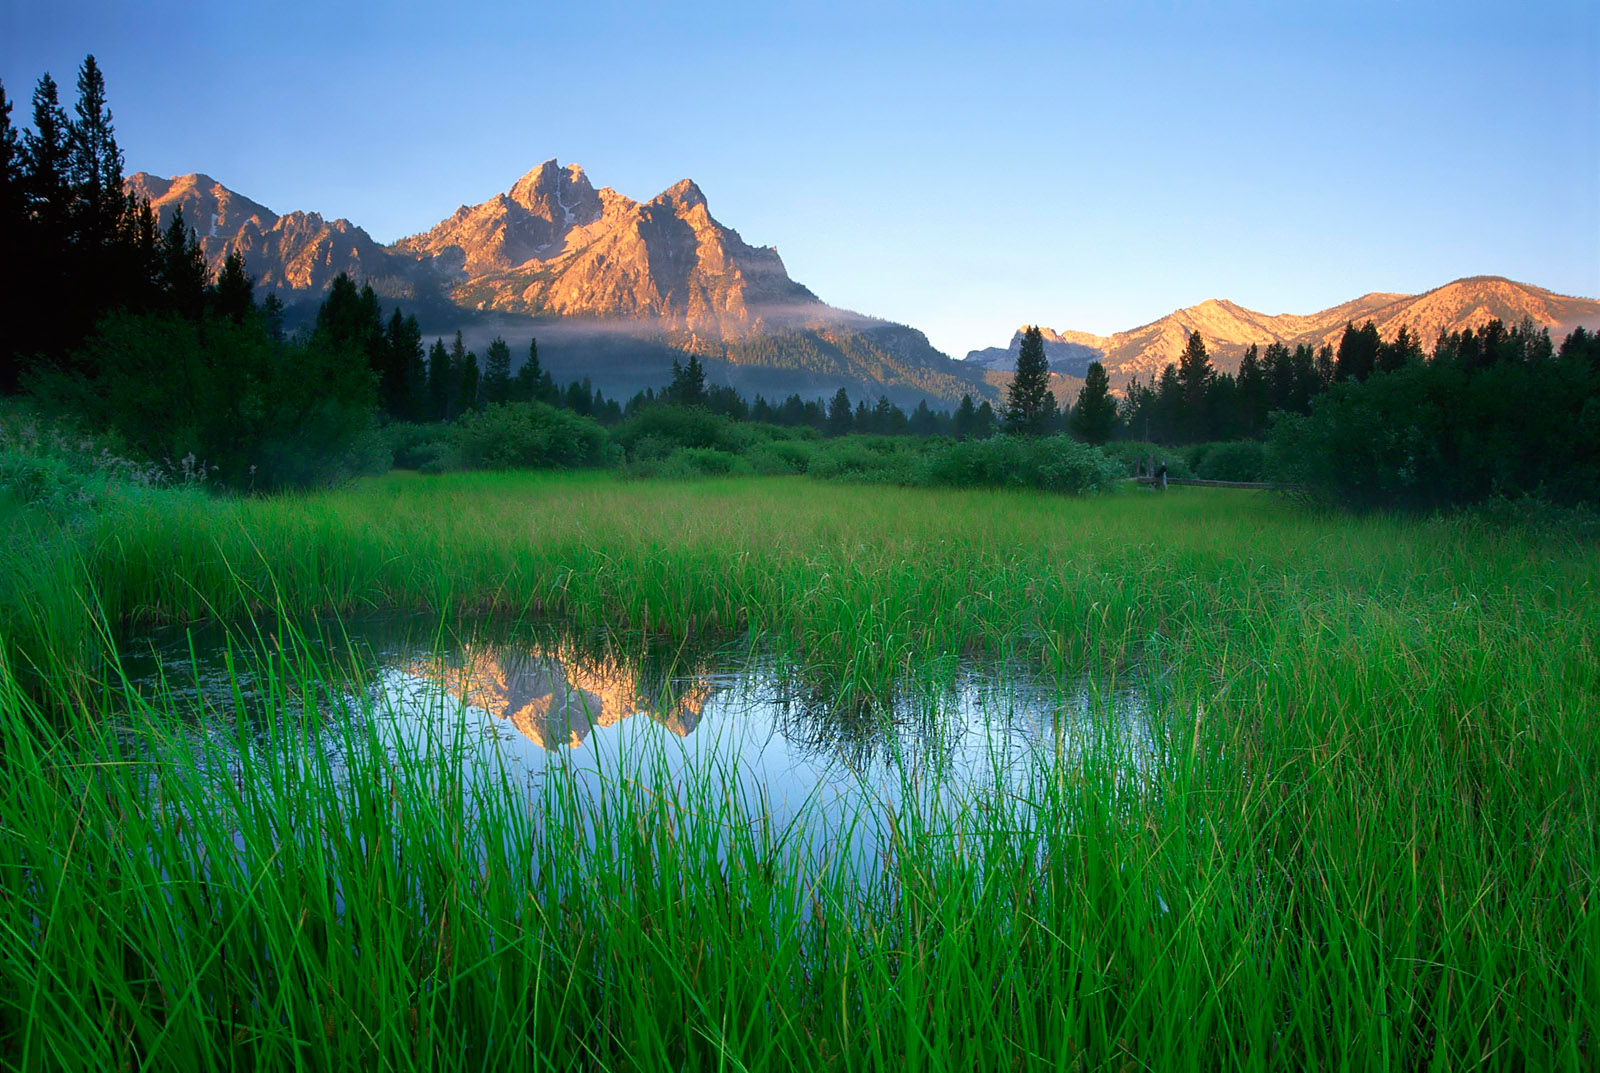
xmin=967 ymin=277 xmax=1600 ymax=390
xmin=412 ymin=644 xmax=710 ymax=751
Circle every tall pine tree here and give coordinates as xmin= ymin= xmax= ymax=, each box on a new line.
xmin=0 ymin=80 xmax=23 ymax=390
xmin=1005 ymin=326 xmax=1051 ymax=435
xmin=826 ymin=387 xmax=853 ymax=436
xmin=1175 ymin=330 xmax=1212 ymax=442
xmin=482 ymin=337 xmax=512 ymax=405
xmin=427 ymin=338 xmax=451 ymax=420
xmin=1070 ymin=361 xmax=1118 ymax=444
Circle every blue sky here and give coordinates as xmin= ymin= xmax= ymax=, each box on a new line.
xmin=5 ymin=0 xmax=1597 ymax=357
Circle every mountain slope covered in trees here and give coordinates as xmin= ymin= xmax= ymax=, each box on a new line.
xmin=968 ymin=277 xmax=1600 ymax=388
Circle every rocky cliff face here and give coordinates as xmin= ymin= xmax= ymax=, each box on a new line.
xmin=397 ymin=161 xmax=820 ymax=344
xmin=125 ymin=162 xmax=985 ymax=404
xmin=409 ymin=643 xmax=708 ymax=751
xmin=126 ymin=172 xmax=429 ymax=295
xmin=967 ymin=278 xmax=1600 ymax=388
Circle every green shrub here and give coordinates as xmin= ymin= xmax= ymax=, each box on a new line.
xmin=0 ymin=402 xmax=165 ymax=518
xmin=414 ymin=441 xmax=466 ymax=475
xmin=53 ymin=310 xmax=380 ymax=491
xmin=1097 ymin=441 xmax=1194 ymax=479
xmin=746 ymin=440 xmax=815 ymax=475
xmin=387 ymin=422 xmax=451 ymax=470
xmin=612 ymin=407 xmax=756 ymax=459
xmin=622 ymin=447 xmax=753 ymax=479
xmin=451 ymin=403 xmax=615 ymax=470
xmin=921 ymin=435 xmax=1124 ymax=494
xmin=808 ymin=438 xmax=921 ymax=484
xmin=1194 ymin=441 xmax=1266 ymax=482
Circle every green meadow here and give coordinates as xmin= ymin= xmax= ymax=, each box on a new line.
xmin=2 ymin=473 xmax=1596 ymax=1070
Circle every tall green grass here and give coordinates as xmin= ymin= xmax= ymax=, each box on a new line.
xmin=1 ymin=473 xmax=1596 ymax=1069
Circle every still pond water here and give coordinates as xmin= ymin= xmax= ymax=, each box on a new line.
xmin=119 ymin=616 xmax=1160 ymax=848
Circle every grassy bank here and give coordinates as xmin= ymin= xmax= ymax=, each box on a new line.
xmin=2 ymin=473 xmax=1597 ymax=1069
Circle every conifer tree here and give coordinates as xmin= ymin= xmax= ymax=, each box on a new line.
xmin=1070 ymin=361 xmax=1118 ymax=444
xmin=159 ymin=207 xmax=209 ymax=318
xmin=0 ymin=81 xmax=19 ymax=228
xmin=1235 ymin=344 xmax=1268 ymax=437
xmin=428 ymin=338 xmax=450 ymax=420
xmin=668 ymin=354 xmax=707 ymax=407
xmin=1376 ymin=326 xmax=1422 ymax=374
xmin=953 ymin=394 xmax=978 ymax=439
xmin=66 ymin=56 xmax=124 ymax=257
xmin=482 ymin=337 xmax=511 ymax=405
xmin=1334 ymin=321 xmax=1381 ymax=382
xmin=22 ymin=74 xmax=71 ymax=247
xmin=452 ymin=333 xmax=479 ymax=414
xmin=512 ymin=337 xmax=553 ymax=404
xmin=209 ymin=249 xmax=254 ymax=323
xmin=378 ymin=307 xmax=422 ymax=417
xmin=262 ymin=293 xmax=285 ymax=343
xmin=1315 ymin=344 xmax=1336 ymax=387
xmin=780 ymin=394 xmax=808 ymax=426
xmin=1175 ymin=331 xmax=1212 ymax=442
xmin=973 ymin=399 xmax=997 ymax=439
xmin=1154 ymin=363 xmax=1183 ymax=443
xmin=400 ymin=314 xmax=426 ymax=417
xmin=826 ymin=387 xmax=853 ymax=436
xmin=0 ymin=80 xmax=22 ymax=391
xmin=1005 ymin=326 xmax=1051 ymax=434
xmin=460 ymin=354 xmax=480 ymax=411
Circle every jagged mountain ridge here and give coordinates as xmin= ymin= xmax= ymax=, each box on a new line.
xmin=125 ymin=172 xmax=435 ymax=297
xmin=124 ymin=163 xmax=989 ymax=406
xmin=968 ymin=278 xmax=1600 ymax=388
xmin=408 ymin=645 xmax=708 ymax=752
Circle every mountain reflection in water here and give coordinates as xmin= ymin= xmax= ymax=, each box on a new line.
xmin=409 ymin=644 xmax=712 ymax=751
xmin=120 ymin=616 xmax=1156 ymax=817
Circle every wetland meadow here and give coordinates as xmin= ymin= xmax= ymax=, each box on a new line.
xmin=2 ymin=472 xmax=1595 ymax=1069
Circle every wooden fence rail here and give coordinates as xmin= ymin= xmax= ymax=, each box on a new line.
xmin=1128 ymin=476 xmax=1278 ymax=489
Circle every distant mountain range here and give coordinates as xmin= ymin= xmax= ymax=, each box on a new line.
xmin=966 ymin=277 xmax=1600 ymax=389
xmin=124 ymin=167 xmax=1599 ymax=406
xmin=126 ymin=163 xmax=991 ymax=406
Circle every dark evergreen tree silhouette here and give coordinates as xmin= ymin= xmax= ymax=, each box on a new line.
xmin=1376 ymin=326 xmax=1422 ymax=374
xmin=210 ymin=250 xmax=254 ymax=324
xmin=1176 ymin=330 xmax=1213 ymax=441
xmin=0 ymin=80 xmax=23 ymax=390
xmin=1334 ymin=321 xmax=1382 ymax=382
xmin=427 ymin=337 xmax=451 ymax=420
xmin=378 ymin=307 xmax=423 ymax=417
xmin=1235 ymin=344 xmax=1268 ymax=436
xmin=482 ymin=336 xmax=512 ymax=405
xmin=21 ymin=74 xmax=70 ymax=253
xmin=1070 ymin=361 xmax=1118 ymax=444
xmin=1005 ymin=326 xmax=1052 ymax=434
xmin=973 ymin=399 xmax=998 ymax=439
xmin=666 ymin=354 xmax=708 ymax=407
xmin=158 ymin=207 xmax=209 ymax=319
xmin=66 ymin=56 xmax=124 ymax=259
xmin=953 ymin=394 xmax=978 ymax=439
xmin=826 ymin=387 xmax=853 ymax=436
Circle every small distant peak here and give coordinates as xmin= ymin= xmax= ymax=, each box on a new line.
xmin=509 ymin=158 xmax=596 ymax=211
xmin=655 ymin=178 xmax=706 ymax=210
xmin=125 ymin=171 xmax=170 ymax=195
xmin=510 ymin=157 xmax=562 ymax=194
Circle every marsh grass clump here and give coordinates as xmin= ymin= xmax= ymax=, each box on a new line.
xmin=0 ymin=473 xmax=1596 ymax=1070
